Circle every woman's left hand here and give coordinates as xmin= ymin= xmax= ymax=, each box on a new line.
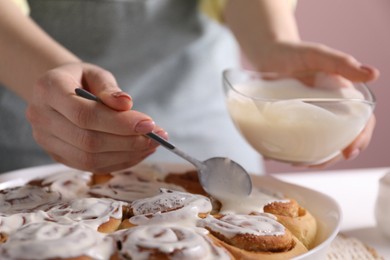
xmin=247 ymin=41 xmax=379 ymax=168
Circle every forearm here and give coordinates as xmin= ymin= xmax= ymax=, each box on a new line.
xmin=0 ymin=0 xmax=80 ymax=101
xmin=224 ymin=0 xmax=300 ymax=67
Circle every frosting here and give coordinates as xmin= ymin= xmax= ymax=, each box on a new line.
xmin=113 ymin=225 xmax=232 ymax=260
xmin=0 ymin=222 xmax=115 ymax=260
xmin=129 ymin=188 xmax=212 ymax=226
xmin=217 ymin=186 xmax=289 ymax=214
xmin=46 ymin=197 xmax=127 ymax=230
xmin=199 ymin=213 xmax=285 ymax=239
xmin=40 ymin=170 xmax=92 ymax=200
xmin=0 ymin=185 xmax=62 ymax=214
xmin=90 ymin=171 xmax=185 ymax=202
xmin=131 ymin=188 xmax=211 ymax=215
xmin=0 ymin=211 xmax=51 ymax=235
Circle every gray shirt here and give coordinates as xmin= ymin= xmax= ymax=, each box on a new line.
xmin=0 ymin=0 xmax=262 ymax=173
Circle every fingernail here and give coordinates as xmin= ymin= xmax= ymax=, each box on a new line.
xmin=347 ymin=149 xmax=360 ymax=160
xmin=111 ymin=91 xmax=132 ymax=101
xmin=360 ymin=65 xmax=373 ymax=74
xmin=135 ymin=120 xmax=155 ymax=133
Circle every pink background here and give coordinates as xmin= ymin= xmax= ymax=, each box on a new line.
xmin=265 ymin=0 xmax=390 ymax=173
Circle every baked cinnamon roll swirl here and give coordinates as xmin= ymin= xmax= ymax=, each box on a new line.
xmin=112 ymin=225 xmax=233 ymax=260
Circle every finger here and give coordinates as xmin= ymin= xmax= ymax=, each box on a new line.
xmin=41 ymin=106 xmax=163 ymax=152
xmin=342 ymin=115 xmax=376 ymax=159
xmin=297 ymin=115 xmax=376 ymax=168
xmin=36 ymin=133 xmax=156 ymax=172
xmin=81 ymin=64 xmax=133 ymax=111
xmin=35 ymin=67 xmax=157 ymax=135
xmin=50 ymin=88 xmax=155 ymax=135
xmin=304 ymin=44 xmax=380 ymax=82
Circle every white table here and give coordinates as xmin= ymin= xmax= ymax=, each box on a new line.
xmin=273 ymin=167 xmax=390 ymax=258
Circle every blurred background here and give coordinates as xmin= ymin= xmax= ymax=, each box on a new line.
xmin=265 ymin=0 xmax=390 ymax=173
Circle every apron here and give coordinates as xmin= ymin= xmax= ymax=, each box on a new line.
xmin=0 ymin=0 xmax=263 ymax=173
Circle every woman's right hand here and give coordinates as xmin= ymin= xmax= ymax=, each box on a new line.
xmin=26 ymin=62 xmax=167 ymax=173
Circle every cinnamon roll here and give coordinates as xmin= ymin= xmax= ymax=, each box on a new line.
xmin=89 ymin=170 xmax=185 ymax=203
xmin=28 ymin=170 xmax=93 ymax=200
xmin=46 ymin=197 xmax=129 ymax=233
xmin=112 ymin=225 xmax=233 ymax=260
xmin=0 ymin=222 xmax=116 ymax=260
xmin=212 ymin=184 xmax=317 ymax=249
xmin=198 ymin=213 xmax=308 ymax=259
xmin=120 ymin=188 xmax=212 ymax=228
xmin=264 ymin=199 xmax=317 ymax=248
xmin=0 ymin=211 xmax=51 ymax=243
xmin=0 ymin=185 xmax=62 ymax=214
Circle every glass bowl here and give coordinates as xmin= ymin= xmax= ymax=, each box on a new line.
xmin=223 ymin=68 xmax=376 ymax=165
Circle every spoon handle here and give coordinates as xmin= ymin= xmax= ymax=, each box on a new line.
xmin=74 ymin=88 xmax=204 ymax=168
xmin=145 ymin=132 xmax=175 ymax=150
xmin=145 ymin=132 xmax=204 ymax=168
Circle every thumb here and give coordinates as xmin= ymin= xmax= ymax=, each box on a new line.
xmin=82 ymin=65 xmax=133 ymax=111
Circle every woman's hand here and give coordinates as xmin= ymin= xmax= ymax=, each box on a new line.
xmin=26 ymin=62 xmax=166 ymax=173
xmin=225 ymin=0 xmax=380 ymax=168
xmin=248 ymin=41 xmax=379 ymax=83
xmin=248 ymin=41 xmax=379 ymax=168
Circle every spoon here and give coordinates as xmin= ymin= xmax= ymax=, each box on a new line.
xmin=75 ymin=88 xmax=252 ymax=197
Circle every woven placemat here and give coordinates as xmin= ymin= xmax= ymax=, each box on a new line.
xmin=327 ymin=233 xmax=384 ymax=260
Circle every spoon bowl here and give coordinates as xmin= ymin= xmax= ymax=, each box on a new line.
xmin=200 ymin=157 xmax=252 ymax=198
xmin=145 ymin=133 xmax=252 ymax=198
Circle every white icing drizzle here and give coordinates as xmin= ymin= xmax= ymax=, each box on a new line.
xmin=129 ymin=189 xmax=212 ymax=226
xmin=0 ymin=222 xmax=115 ymax=260
xmin=41 ymin=170 xmax=92 ymax=200
xmin=90 ymin=171 xmax=185 ymax=202
xmin=113 ymin=225 xmax=232 ymax=260
xmin=0 ymin=185 xmax=62 ymax=214
xmin=199 ymin=214 xmax=285 ymax=239
xmin=217 ymin=187 xmax=289 ymax=214
xmin=46 ymin=197 xmax=127 ymax=230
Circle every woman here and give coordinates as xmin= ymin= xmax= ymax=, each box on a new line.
xmin=0 ymin=0 xmax=378 ymax=173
